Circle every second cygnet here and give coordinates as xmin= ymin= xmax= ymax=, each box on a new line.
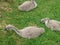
xmin=41 ymin=18 xmax=60 ymax=31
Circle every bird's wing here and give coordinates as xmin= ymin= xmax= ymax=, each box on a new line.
xmin=20 ymin=1 xmax=34 ymax=10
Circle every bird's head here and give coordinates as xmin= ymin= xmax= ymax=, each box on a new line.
xmin=5 ymin=24 xmax=15 ymax=30
xmin=40 ymin=18 xmax=50 ymax=24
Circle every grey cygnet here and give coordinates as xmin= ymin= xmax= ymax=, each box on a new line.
xmin=41 ymin=18 xmax=60 ymax=31
xmin=18 ymin=0 xmax=37 ymax=11
xmin=5 ymin=25 xmax=45 ymax=39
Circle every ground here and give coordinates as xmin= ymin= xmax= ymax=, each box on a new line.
xmin=0 ymin=0 xmax=60 ymax=45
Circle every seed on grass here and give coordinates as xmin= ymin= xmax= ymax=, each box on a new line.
xmin=4 ymin=7 xmax=12 ymax=12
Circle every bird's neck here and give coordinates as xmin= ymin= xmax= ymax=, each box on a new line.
xmin=45 ymin=20 xmax=49 ymax=25
xmin=31 ymin=0 xmax=37 ymax=7
xmin=12 ymin=27 xmax=22 ymax=36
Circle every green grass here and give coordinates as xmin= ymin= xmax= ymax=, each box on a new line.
xmin=0 ymin=0 xmax=60 ymax=45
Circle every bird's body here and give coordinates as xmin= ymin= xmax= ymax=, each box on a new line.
xmin=5 ymin=25 xmax=45 ymax=39
xmin=19 ymin=26 xmax=45 ymax=39
xmin=18 ymin=0 xmax=37 ymax=11
xmin=41 ymin=18 xmax=60 ymax=31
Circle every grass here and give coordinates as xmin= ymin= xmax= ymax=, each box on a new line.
xmin=0 ymin=0 xmax=60 ymax=45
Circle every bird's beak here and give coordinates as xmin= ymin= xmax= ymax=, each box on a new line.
xmin=4 ymin=27 xmax=8 ymax=30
